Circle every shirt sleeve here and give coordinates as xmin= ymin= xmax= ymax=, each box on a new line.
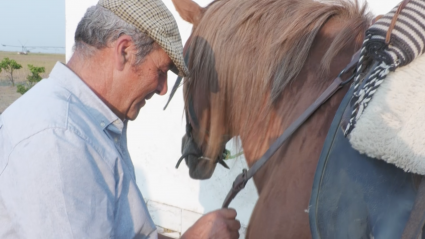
xmin=0 ymin=128 xmax=116 ymax=239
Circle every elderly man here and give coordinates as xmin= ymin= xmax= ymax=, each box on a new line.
xmin=0 ymin=0 xmax=240 ymax=238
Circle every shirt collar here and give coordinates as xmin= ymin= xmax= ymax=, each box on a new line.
xmin=49 ymin=62 xmax=123 ymax=132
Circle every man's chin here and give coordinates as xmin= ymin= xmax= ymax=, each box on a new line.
xmin=127 ymin=112 xmax=139 ymax=121
xmin=127 ymin=100 xmax=145 ymax=121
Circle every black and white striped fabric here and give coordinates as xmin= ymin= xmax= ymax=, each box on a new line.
xmin=344 ymin=0 xmax=425 ymax=136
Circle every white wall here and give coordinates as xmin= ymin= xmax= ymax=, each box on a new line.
xmin=66 ymin=0 xmax=404 ymax=237
xmin=365 ymin=0 xmax=403 ymax=14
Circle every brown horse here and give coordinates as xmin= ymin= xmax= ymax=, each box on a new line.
xmin=172 ymin=0 xmax=373 ymax=238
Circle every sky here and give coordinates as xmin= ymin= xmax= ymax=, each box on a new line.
xmin=0 ymin=0 xmax=402 ymax=56
xmin=0 ymin=0 xmax=65 ymax=54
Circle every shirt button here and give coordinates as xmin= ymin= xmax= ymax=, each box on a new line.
xmin=114 ymin=138 xmax=118 ymax=143
xmin=100 ymin=122 xmax=105 ymax=127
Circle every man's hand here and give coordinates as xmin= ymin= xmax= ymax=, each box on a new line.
xmin=181 ymin=208 xmax=241 ymax=239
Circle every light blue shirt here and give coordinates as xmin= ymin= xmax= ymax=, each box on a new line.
xmin=0 ymin=62 xmax=157 ymax=239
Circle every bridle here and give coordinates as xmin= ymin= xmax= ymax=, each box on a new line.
xmin=164 ymin=42 xmax=232 ymax=173
xmin=175 ymin=95 xmax=231 ymax=170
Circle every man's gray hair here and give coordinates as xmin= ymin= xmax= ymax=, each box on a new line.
xmin=74 ymin=5 xmax=155 ymax=65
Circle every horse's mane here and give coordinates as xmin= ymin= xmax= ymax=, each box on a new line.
xmin=185 ymin=0 xmax=372 ymax=158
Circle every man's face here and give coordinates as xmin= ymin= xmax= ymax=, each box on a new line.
xmin=122 ymin=45 xmax=173 ymax=120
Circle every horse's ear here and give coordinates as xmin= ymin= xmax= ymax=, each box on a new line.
xmin=171 ymin=0 xmax=204 ymax=25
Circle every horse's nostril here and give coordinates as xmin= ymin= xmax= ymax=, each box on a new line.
xmin=178 ymin=132 xmax=218 ymax=179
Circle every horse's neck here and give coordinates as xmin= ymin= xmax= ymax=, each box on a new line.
xmin=240 ymin=87 xmax=351 ymax=193
xmin=240 ymin=17 xmax=364 ymax=192
xmin=246 ymin=86 xmax=350 ymax=192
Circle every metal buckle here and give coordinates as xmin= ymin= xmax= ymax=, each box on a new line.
xmin=233 ymin=169 xmax=248 ymax=192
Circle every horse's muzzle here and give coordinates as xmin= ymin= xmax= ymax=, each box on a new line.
xmin=177 ymin=134 xmax=218 ymax=179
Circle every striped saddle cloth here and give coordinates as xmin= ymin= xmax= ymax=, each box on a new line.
xmin=342 ymin=0 xmax=425 ymax=174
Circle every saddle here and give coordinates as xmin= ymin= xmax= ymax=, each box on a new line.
xmin=309 ymin=0 xmax=425 ymax=238
xmin=309 ymin=84 xmax=421 ymax=239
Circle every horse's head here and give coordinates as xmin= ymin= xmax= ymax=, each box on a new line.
xmin=176 ymin=71 xmax=232 ymax=179
xmin=171 ymin=0 xmax=233 ymax=180
xmin=173 ymin=39 xmax=233 ymax=179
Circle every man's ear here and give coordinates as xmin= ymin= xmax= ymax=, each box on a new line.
xmin=114 ymin=35 xmax=133 ymax=71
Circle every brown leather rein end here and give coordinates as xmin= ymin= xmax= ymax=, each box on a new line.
xmin=386 ymin=0 xmax=412 ymax=44
xmin=222 ymin=50 xmax=361 ymax=208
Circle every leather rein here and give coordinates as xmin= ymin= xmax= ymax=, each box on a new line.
xmin=169 ymin=49 xmax=360 ymax=207
xmin=222 ymin=50 xmax=361 ymax=208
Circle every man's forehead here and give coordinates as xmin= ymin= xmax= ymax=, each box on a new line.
xmin=155 ymin=45 xmax=176 ymax=71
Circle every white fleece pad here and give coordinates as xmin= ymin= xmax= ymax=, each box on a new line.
xmin=349 ymin=53 xmax=425 ymax=175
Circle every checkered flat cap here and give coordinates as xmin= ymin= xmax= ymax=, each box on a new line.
xmin=98 ymin=0 xmax=189 ymax=77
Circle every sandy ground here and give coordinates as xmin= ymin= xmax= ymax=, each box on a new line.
xmin=0 ymin=51 xmax=65 ymax=114
xmin=0 ymin=85 xmax=21 ymax=113
xmin=0 ymin=51 xmax=64 ymax=83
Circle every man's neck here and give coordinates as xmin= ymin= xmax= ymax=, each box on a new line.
xmin=67 ymin=51 xmax=126 ymax=120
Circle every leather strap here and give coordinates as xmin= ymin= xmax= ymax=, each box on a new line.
xmin=372 ymin=15 xmax=384 ymax=24
xmin=222 ymin=50 xmax=361 ymax=208
xmin=402 ymin=176 xmax=425 ymax=239
xmin=386 ymin=0 xmax=412 ymax=44
xmin=164 ymin=37 xmax=192 ymax=110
